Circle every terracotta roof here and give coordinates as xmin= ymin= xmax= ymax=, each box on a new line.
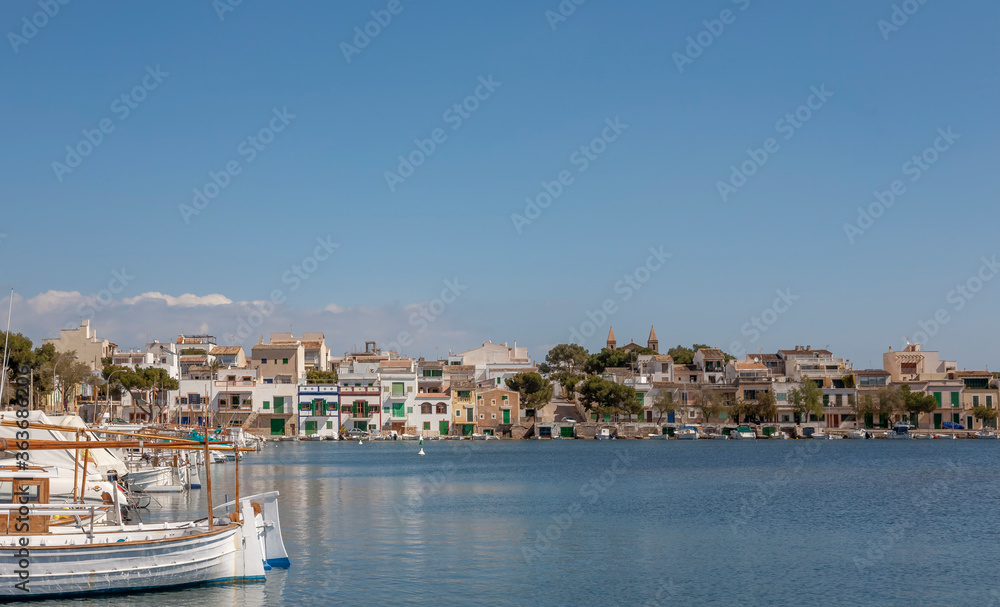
xmin=379 ymin=360 xmax=414 ymax=369
xmin=210 ymin=346 xmax=243 ymax=355
xmin=678 ymin=364 xmax=698 ymax=372
xmin=697 ymin=348 xmax=725 ymax=358
xmin=652 ymin=381 xmax=681 ymax=389
xmin=652 ymin=354 xmax=674 ymax=362
xmin=734 ymin=361 xmax=767 ymax=370
xmin=648 ymin=326 xmax=657 ymax=342
xmin=445 ymin=365 xmax=475 ymax=372
xmin=750 ymin=353 xmax=781 ymax=362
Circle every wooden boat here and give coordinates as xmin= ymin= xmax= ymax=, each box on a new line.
xmin=675 ymin=427 xmax=699 ymax=440
xmin=0 ymin=449 xmax=287 ymax=598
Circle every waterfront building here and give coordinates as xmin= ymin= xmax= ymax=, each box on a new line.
xmin=447 ymin=365 xmax=477 ymax=436
xmin=209 ymin=345 xmax=247 ymax=368
xmin=379 ymin=359 xmax=417 ymax=435
xmin=297 ymin=383 xmax=340 ymax=438
xmin=475 ymin=388 xmax=520 ymax=436
xmin=42 ymin=319 xmax=116 ymax=371
xmin=338 ymin=356 xmax=381 ymax=433
xmin=950 ymin=370 xmax=999 ymax=429
xmin=268 ymin=332 xmax=330 ymax=371
xmin=251 ymin=342 xmax=306 ymax=385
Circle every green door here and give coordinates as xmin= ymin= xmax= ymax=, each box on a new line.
xmin=392 ymin=402 xmax=405 ymax=418
xmin=933 ymin=413 xmax=942 ymax=429
xmin=560 ymin=426 xmax=574 ymax=438
xmin=305 ymin=421 xmax=317 ymax=435
xmin=270 ymin=418 xmax=285 ymax=436
xmin=439 ymin=421 xmax=449 ymax=435
xmin=502 ymin=409 xmax=510 ymax=424
xmin=462 ymin=424 xmax=474 ymax=436
xmin=273 ymin=396 xmax=284 ymax=414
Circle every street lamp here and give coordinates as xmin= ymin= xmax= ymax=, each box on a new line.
xmin=50 ymin=355 xmax=78 ymax=413
xmin=102 ymin=368 xmax=128 ymax=425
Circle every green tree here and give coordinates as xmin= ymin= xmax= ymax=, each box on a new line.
xmin=577 ymin=375 xmax=638 ymax=419
xmin=306 ymin=368 xmax=338 ymax=383
xmin=854 ymin=394 xmax=877 ymax=428
xmin=117 ymin=366 xmax=179 ymax=421
xmin=650 ymin=388 xmax=679 ymax=424
xmin=972 ymin=406 xmax=998 ymax=429
xmin=876 ymin=385 xmax=903 ymax=417
xmin=692 ymin=387 xmax=724 ymax=423
xmin=554 ymin=373 xmax=584 ymax=402
xmin=755 ymin=390 xmax=778 ymax=423
xmin=899 ymin=384 xmax=937 ymax=426
xmin=584 ymin=347 xmax=655 ymax=374
xmin=667 ymin=345 xmax=697 ymax=365
xmin=505 ymin=372 xmax=553 ymax=417
xmin=789 ymin=379 xmax=824 ymax=421
xmin=538 ymin=344 xmax=589 ymax=376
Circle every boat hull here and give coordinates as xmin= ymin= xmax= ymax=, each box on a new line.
xmin=0 ymin=522 xmax=264 ymax=599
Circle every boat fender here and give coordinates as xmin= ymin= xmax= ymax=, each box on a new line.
xmin=101 ymin=492 xmax=114 ymax=505
xmin=252 ymin=502 xmax=262 ymax=517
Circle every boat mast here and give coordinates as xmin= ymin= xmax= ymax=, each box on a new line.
xmin=0 ymin=289 xmax=13 ymax=405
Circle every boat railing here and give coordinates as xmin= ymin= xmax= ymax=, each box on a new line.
xmin=0 ymin=503 xmax=107 ymax=536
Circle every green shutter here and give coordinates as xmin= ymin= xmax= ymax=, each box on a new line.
xmin=263 ymin=400 xmax=270 ymax=410
xmin=951 ymin=392 xmax=959 ymax=407
xmin=503 ymin=409 xmax=510 ymax=424
xmin=933 ymin=392 xmax=942 ymax=406
xmin=439 ymin=421 xmax=449 ymax=435
xmin=270 ymin=418 xmax=285 ymax=435
xmin=274 ymin=396 xmax=284 ymax=414
xmin=392 ymin=402 xmax=405 ymax=417
xmin=305 ymin=421 xmax=318 ymax=435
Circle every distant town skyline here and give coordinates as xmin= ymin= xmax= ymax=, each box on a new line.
xmin=2 ymin=1 xmax=998 ymax=369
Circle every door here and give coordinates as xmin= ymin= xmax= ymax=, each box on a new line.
xmin=273 ymin=396 xmax=284 ymax=414
xmin=305 ymin=421 xmax=317 ymax=435
xmin=270 ymin=418 xmax=285 ymax=436
xmin=439 ymin=421 xmax=449 ymax=436
xmin=502 ymin=409 xmax=510 ymax=424
xmin=560 ymin=426 xmax=574 ymax=438
xmin=933 ymin=413 xmax=942 ymax=429
xmin=467 ymin=408 xmax=474 ymax=422
xmin=463 ymin=424 xmax=474 ymax=436
xmin=392 ymin=402 xmax=405 ymax=418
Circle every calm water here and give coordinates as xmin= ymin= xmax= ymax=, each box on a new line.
xmin=33 ymin=440 xmax=1000 ymax=606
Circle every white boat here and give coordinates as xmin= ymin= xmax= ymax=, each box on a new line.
xmin=710 ymin=433 xmax=729 ymax=440
xmin=913 ymin=433 xmax=933 ymax=440
xmin=976 ymin=430 xmax=1000 ymax=439
xmin=769 ymin=429 xmax=790 ymax=439
xmin=845 ymin=429 xmax=871 ymax=439
xmin=595 ymin=428 xmax=614 ymax=440
xmin=730 ymin=426 xmax=756 ymax=440
xmin=0 ymin=469 xmax=288 ymax=598
xmin=303 ymin=435 xmax=324 ymax=441
xmin=811 ymin=432 xmax=842 ymax=440
xmin=648 ymin=432 xmax=669 ymax=440
xmin=675 ymin=427 xmax=699 ymax=440
xmin=884 ymin=423 xmax=914 ymax=439
xmin=934 ymin=433 xmax=957 ymax=440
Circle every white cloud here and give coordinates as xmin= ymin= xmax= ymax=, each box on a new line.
xmin=324 ymin=303 xmax=345 ymax=314
xmin=121 ymin=292 xmax=233 ymax=307
xmin=26 ymin=290 xmax=87 ymax=314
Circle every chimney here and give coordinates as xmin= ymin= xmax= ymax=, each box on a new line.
xmin=806 ymin=345 xmax=811 ymax=351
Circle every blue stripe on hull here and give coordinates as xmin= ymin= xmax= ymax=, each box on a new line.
xmin=267 ymin=557 xmax=291 ymax=568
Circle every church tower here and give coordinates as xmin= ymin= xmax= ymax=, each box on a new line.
xmin=606 ymin=326 xmax=616 ymax=350
xmin=647 ymin=326 xmax=658 ymax=353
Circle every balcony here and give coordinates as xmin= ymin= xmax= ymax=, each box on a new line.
xmin=215 ymin=381 xmax=255 ymax=388
xmin=340 ymin=386 xmax=380 ymax=396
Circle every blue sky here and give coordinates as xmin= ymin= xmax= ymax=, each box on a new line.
xmin=2 ymin=0 xmax=998 ymax=368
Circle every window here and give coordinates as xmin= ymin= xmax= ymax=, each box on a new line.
xmin=988 ymin=395 xmax=994 ymax=409
xmin=479 ymin=414 xmax=484 ymax=419
xmin=973 ymin=395 xmax=981 ymax=407
xmin=502 ymin=395 xmax=508 ymax=400
xmin=934 ymin=392 xmax=942 ymax=406
xmin=263 ymin=401 xmax=270 ymax=409
xmin=231 ymin=395 xmax=239 ymax=405
xmin=227 ymin=375 xmax=236 ymax=381
xmin=407 ymin=407 xmax=413 ymax=414
xmin=391 ymin=382 xmax=404 ymax=396
xmin=491 ymin=414 xmax=496 ymax=419
xmin=455 ymin=409 xmax=462 ymax=418
xmin=491 ymin=399 xmax=496 ymax=405
xmin=261 ymin=358 xmax=266 ymax=364
xmin=327 ymin=421 xmax=333 ymax=429
xmin=423 ymin=422 xmax=431 ymax=430
xmin=283 ymin=358 xmax=288 ymax=365
xmin=951 ymin=392 xmax=960 ymax=407
xmin=436 ymin=404 xmax=447 ymax=414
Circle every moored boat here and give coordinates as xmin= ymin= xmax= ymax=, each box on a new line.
xmin=675 ymin=427 xmax=699 ymax=440
xmin=884 ymin=423 xmax=914 ymax=439
xmin=730 ymin=426 xmax=756 ymax=440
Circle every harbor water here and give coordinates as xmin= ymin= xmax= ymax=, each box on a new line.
xmin=37 ymin=440 xmax=1000 ymax=606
